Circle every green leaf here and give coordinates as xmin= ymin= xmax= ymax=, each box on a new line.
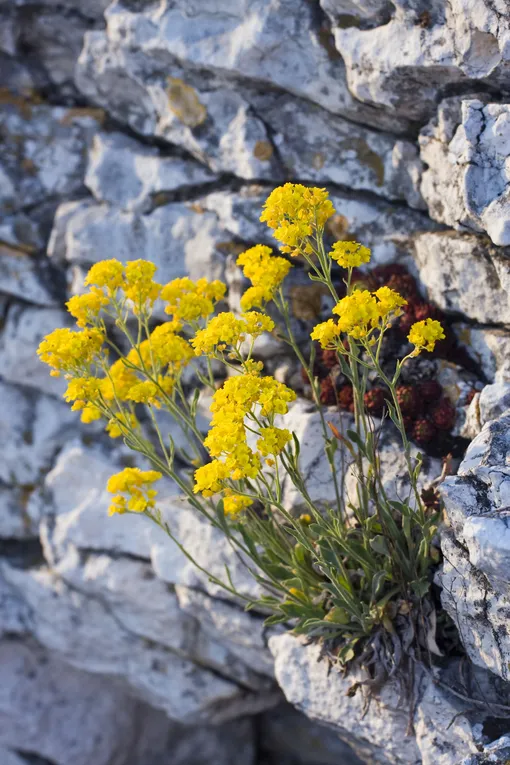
xmin=369 ymin=535 xmax=390 ymax=556
xmin=371 ymin=570 xmax=387 ymax=601
xmin=411 ymin=578 xmax=430 ymax=598
xmin=264 ymin=613 xmax=288 ymax=626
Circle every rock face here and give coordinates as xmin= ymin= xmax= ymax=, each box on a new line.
xmin=4 ymin=0 xmax=510 ymax=762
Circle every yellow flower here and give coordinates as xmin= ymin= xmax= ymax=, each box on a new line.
xmin=330 ymin=241 xmax=371 ymax=268
xmin=194 ymin=460 xmax=230 ymax=496
xmin=80 ymin=403 xmax=102 ymax=423
xmin=374 ymin=286 xmax=407 ymax=319
xmin=191 ymin=313 xmax=247 ymax=355
xmin=257 ymin=426 xmax=291 ymax=456
xmin=332 ymin=290 xmax=379 ymax=339
xmin=241 ymin=311 xmax=275 ymax=337
xmin=84 ymin=259 xmax=125 ymax=291
xmin=66 ymin=289 xmax=108 ymax=328
xmin=106 ymin=467 xmax=162 ymax=515
xmin=236 ymin=245 xmax=291 ymax=310
xmin=64 ymin=376 xmax=103 ymax=406
xmin=260 ymin=184 xmax=335 ymax=256
xmin=225 ymin=446 xmax=261 ymax=481
xmin=161 ymin=277 xmax=226 ymax=322
xmin=101 ymin=359 xmax=139 ymax=401
xmin=408 ymin=319 xmax=445 ymax=355
xmin=310 ymin=319 xmax=340 ymax=348
xmin=223 ymin=492 xmax=252 ymax=518
xmin=126 ymin=380 xmax=162 ymax=407
xmin=204 ymin=417 xmax=246 ymax=458
xmin=106 ymin=412 xmax=138 ymax=439
xmin=37 ymin=328 xmax=104 ymax=377
xmin=149 ymin=324 xmax=194 ymax=368
xmin=123 ymin=260 xmax=161 ymax=309
xmin=257 ymin=377 xmax=296 ymax=416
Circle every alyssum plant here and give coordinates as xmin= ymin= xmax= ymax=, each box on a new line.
xmin=38 ymin=184 xmax=446 ymax=680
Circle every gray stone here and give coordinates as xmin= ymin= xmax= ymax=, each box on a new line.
xmin=85 ymin=131 xmax=216 ymax=211
xmin=0 ymin=304 xmax=71 ymax=397
xmin=453 ymin=324 xmax=510 ymax=384
xmin=0 ymin=383 xmax=78 ymax=486
xmin=0 ymin=100 xmax=100 ymax=217
xmin=334 ymin=1 xmax=510 ymax=122
xmin=421 ymin=99 xmax=510 ymax=245
xmin=0 ymin=485 xmax=36 ymax=540
xmin=76 ymin=0 xmax=408 ymax=138
xmin=269 ymin=632 xmax=497 ymax=765
xmin=0 ymin=638 xmax=173 ymax=765
xmin=261 ymin=95 xmax=424 ymax=208
xmin=0 ymin=245 xmax=60 ymax=306
xmin=439 ymin=413 xmax=510 ymax=681
xmin=48 ymin=199 xmax=227 ymax=285
xmin=413 ymin=232 xmax=510 ymax=326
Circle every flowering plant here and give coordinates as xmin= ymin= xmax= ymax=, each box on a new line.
xmin=39 ymin=184 xmax=447 ymax=676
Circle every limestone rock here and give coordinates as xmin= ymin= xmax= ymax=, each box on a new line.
xmin=47 ymin=199 xmax=227 ymax=285
xmin=251 ymin=94 xmax=424 ymax=208
xmin=0 ymin=100 xmax=101 ymax=249
xmin=453 ymin=324 xmax=510 ymax=384
xmin=76 ymin=0 xmax=409 ymax=137
xmin=439 ymin=413 xmax=510 ymax=680
xmin=421 ymin=99 xmax=510 ymax=245
xmin=334 ymin=1 xmax=510 ymax=122
xmin=0 ymin=638 xmax=173 ymax=765
xmin=0 ymin=245 xmax=61 ymax=305
xmin=0 ymin=383 xmax=78 ymax=486
xmin=269 ymin=632 xmax=503 ymax=765
xmin=0 ymin=485 xmax=36 ymax=540
xmin=413 ymin=232 xmax=510 ymax=326
xmin=85 ymin=131 xmax=217 ymax=211
xmin=0 ymin=304 xmax=71 ymax=397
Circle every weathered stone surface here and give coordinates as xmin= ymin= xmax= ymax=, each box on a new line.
xmin=0 ymin=245 xmax=61 ymax=305
xmin=76 ymin=0 xmax=408 ymax=138
xmin=260 ymin=702 xmax=363 ymax=765
xmin=269 ymin=632 xmax=504 ymax=765
xmin=439 ymin=413 xmax=510 ymax=681
xmin=0 ymin=304 xmax=70 ymax=397
xmin=413 ymin=232 xmax=510 ymax=326
xmin=334 ymin=1 xmax=510 ymax=122
xmin=48 ymin=199 xmax=228 ymax=286
xmin=0 ymin=485 xmax=36 ymax=539
xmin=249 ymin=94 xmax=424 ymax=208
xmin=0 ymin=100 xmax=100 ymax=217
xmin=0 ymin=383 xmax=77 ymax=486
xmin=454 ymin=324 xmax=510 ymax=384
xmin=421 ymin=99 xmax=510 ymax=245
xmin=0 ymin=638 xmax=174 ymax=765
xmin=85 ymin=131 xmax=217 ymax=211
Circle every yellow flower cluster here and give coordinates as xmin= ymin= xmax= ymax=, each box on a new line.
xmin=37 ymin=328 xmax=104 ymax=377
xmin=408 ymin=318 xmax=445 ymax=354
xmin=191 ymin=312 xmax=275 ymax=356
xmin=223 ymin=492 xmax=253 ymax=518
xmin=149 ymin=324 xmax=194 ymax=368
xmin=331 ymin=287 xmax=407 ymax=340
xmin=106 ymin=468 xmax=162 ymax=516
xmin=260 ymin=183 xmax=335 ymax=256
xmin=194 ymin=372 xmax=296 ymax=498
xmin=66 ymin=290 xmax=108 ymax=328
xmin=123 ymin=260 xmax=161 ymax=309
xmin=330 ymin=241 xmax=371 ymax=269
xmin=106 ymin=412 xmax=138 ymax=439
xmin=161 ymin=277 xmax=226 ymax=323
xmin=310 ymin=318 xmax=341 ymax=349
xmin=236 ymin=245 xmax=292 ymax=310
xmin=257 ymin=426 xmax=292 ymax=457
xmin=85 ymin=259 xmax=125 ymax=291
